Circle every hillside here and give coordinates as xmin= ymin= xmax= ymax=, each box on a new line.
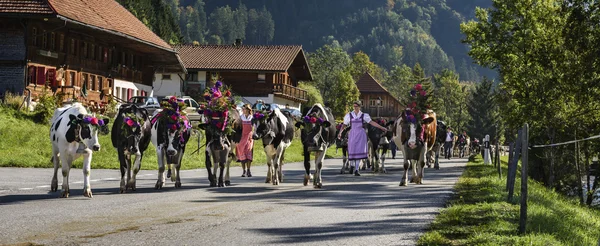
xmin=119 ymin=0 xmax=496 ymax=81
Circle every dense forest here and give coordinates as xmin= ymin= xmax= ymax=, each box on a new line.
xmin=117 ymin=0 xmax=495 ymax=82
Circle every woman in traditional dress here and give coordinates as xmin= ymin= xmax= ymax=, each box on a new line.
xmin=237 ymin=104 xmax=255 ymax=177
xmin=337 ymin=101 xmax=388 ymax=176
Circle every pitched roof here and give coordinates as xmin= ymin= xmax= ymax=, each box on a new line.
xmin=0 ymin=0 xmax=53 ymax=15
xmin=0 ymin=0 xmax=172 ymax=51
xmin=175 ymin=45 xmax=304 ymax=71
xmin=356 ymin=72 xmax=390 ymax=93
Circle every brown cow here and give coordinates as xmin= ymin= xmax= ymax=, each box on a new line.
xmin=392 ymin=109 xmax=436 ymax=186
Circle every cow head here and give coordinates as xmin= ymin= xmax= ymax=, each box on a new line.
xmin=436 ymin=120 xmax=447 ymax=144
xmin=335 ymin=123 xmax=350 ymax=148
xmin=399 ymin=110 xmax=434 ymax=150
xmin=165 ymin=116 xmax=191 ymax=156
xmin=118 ymin=104 xmax=149 ymax=155
xmin=251 ymin=111 xmax=274 ymax=141
xmin=296 ymin=112 xmax=332 ymax=151
xmin=71 ymin=113 xmax=110 ymax=151
xmin=369 ymin=118 xmax=395 ymax=147
xmin=200 ymin=109 xmax=238 ymax=151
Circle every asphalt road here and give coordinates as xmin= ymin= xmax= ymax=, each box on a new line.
xmin=0 ymin=155 xmax=467 ymax=246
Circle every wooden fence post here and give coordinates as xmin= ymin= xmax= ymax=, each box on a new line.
xmin=508 ymin=129 xmax=522 ymax=201
xmin=507 ymin=142 xmax=514 ymax=190
xmin=496 ymin=141 xmax=501 ymax=179
xmin=519 ymin=124 xmax=528 ymax=234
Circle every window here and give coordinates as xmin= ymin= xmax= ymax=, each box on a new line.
xmin=32 ymin=28 xmax=37 ymax=46
xmin=70 ymin=39 xmax=76 ymax=56
xmin=185 ymin=73 xmax=198 ymax=81
xmin=59 ymin=34 xmax=64 ymax=52
xmin=68 ymin=71 xmax=75 ymax=87
xmin=90 ymin=44 xmax=95 ymax=60
xmin=91 ymin=76 xmax=96 ymax=91
xmin=190 ymin=99 xmax=199 ymax=108
xmin=82 ymin=42 xmax=88 ymax=58
xmin=130 ymin=54 xmax=135 ymax=67
xmin=42 ymin=31 xmax=47 ymax=49
xmin=258 ymin=73 xmax=266 ymax=83
xmin=82 ymin=74 xmax=88 ymax=89
xmin=162 ymin=74 xmax=171 ymax=80
xmin=50 ymin=32 xmax=55 ymax=50
xmin=98 ymin=77 xmax=103 ymax=90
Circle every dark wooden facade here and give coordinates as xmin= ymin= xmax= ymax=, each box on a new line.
xmin=23 ymin=18 xmax=156 ymax=103
xmin=201 ymin=71 xmax=308 ymax=103
xmin=355 ymin=73 xmax=402 ymax=120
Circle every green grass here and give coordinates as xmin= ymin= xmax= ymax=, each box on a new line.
xmin=0 ymin=106 xmax=340 ymax=169
xmin=418 ymin=155 xmax=600 ymax=246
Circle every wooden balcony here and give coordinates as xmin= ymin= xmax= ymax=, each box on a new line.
xmin=272 ymin=83 xmax=308 ymax=103
xmin=362 ymin=106 xmax=400 ymax=119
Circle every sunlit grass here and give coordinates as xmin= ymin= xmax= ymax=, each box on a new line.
xmin=0 ymin=106 xmax=340 ymax=169
xmin=418 ymin=155 xmax=600 ymax=246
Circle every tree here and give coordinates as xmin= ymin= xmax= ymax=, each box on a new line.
xmin=466 ymin=77 xmax=500 ymax=142
xmin=383 ymin=64 xmax=413 ymax=106
xmin=347 ymin=51 xmax=386 ymax=82
xmin=298 ymin=82 xmax=323 ymax=109
xmin=307 ymin=44 xmax=358 ymax=118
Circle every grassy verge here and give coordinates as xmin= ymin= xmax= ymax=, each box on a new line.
xmin=418 ymin=155 xmax=600 ymax=246
xmin=0 ymin=107 xmax=340 ymax=169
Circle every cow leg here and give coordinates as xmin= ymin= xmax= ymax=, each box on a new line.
xmin=303 ymin=145 xmax=311 ymax=186
xmin=81 ymin=149 xmax=93 ymax=198
xmin=340 ymin=147 xmax=348 ymax=174
xmin=213 ymin=152 xmax=220 ymax=186
xmin=272 ymin=145 xmax=287 ymax=185
xmin=130 ymin=153 xmax=142 ymax=190
xmin=400 ymin=159 xmax=410 ymax=186
xmin=218 ymin=161 xmax=225 ymax=187
xmin=313 ymin=150 xmax=325 ymax=188
xmin=265 ymin=146 xmax=274 ymax=184
xmin=126 ymin=154 xmax=133 ymax=190
xmin=118 ymin=151 xmax=127 ymax=193
xmin=410 ymin=159 xmax=419 ymax=183
xmin=155 ymin=147 xmax=166 ymax=189
xmin=278 ymin=148 xmax=286 ymax=183
xmin=225 ymin=152 xmax=233 ymax=187
xmin=60 ymin=153 xmax=71 ymax=198
xmin=51 ymin=148 xmax=60 ymax=192
xmin=205 ymin=149 xmax=216 ymax=187
xmin=380 ymin=148 xmax=387 ymax=173
xmin=434 ymin=145 xmax=441 ymax=170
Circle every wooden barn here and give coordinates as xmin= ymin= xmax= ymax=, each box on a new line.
xmin=355 ymin=72 xmax=402 ymax=120
xmin=0 ymin=0 xmax=185 ymax=109
xmin=154 ymin=41 xmax=312 ymax=109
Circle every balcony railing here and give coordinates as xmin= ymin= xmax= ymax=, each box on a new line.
xmin=273 ymin=83 xmax=308 ymax=102
xmin=362 ymin=107 xmax=400 ymax=119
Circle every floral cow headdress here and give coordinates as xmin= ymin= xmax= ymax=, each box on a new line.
xmin=198 ymin=81 xmax=236 ymax=135
xmin=152 ymin=96 xmax=192 ymax=142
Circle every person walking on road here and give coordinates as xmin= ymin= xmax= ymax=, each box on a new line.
xmin=338 ymin=101 xmax=388 ymax=176
xmin=237 ymin=104 xmax=255 ymax=177
xmin=444 ymin=127 xmax=454 ymax=160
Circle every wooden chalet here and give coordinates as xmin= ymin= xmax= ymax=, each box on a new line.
xmin=0 ymin=0 xmax=185 ymax=108
xmin=155 ymin=41 xmax=312 ymax=109
xmin=355 ymin=72 xmax=402 ymax=120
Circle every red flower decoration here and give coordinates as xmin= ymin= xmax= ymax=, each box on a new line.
xmin=310 ymin=117 xmax=317 ymax=123
xmin=420 ymin=90 xmax=426 ymax=96
xmin=170 ymin=124 xmax=177 ymax=130
xmin=90 ymin=117 xmax=99 ymax=125
xmin=410 ymin=101 xmax=417 ymax=108
xmin=216 ymin=122 xmax=223 ymax=129
xmin=169 ymin=96 xmax=177 ymax=103
xmin=170 ymin=115 xmax=177 ymax=121
xmin=126 ymin=119 xmax=134 ymax=127
xmin=225 ymin=90 xmax=231 ymax=97
xmin=415 ymin=84 xmax=423 ymax=91
xmin=213 ymin=91 xmax=222 ymax=98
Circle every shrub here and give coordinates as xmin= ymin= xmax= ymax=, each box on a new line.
xmin=33 ymin=90 xmax=57 ymax=124
xmin=2 ymin=92 xmax=24 ymax=110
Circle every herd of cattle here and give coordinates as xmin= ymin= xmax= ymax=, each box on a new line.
xmin=48 ymin=102 xmax=470 ymax=198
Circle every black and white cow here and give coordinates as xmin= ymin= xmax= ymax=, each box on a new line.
xmin=49 ymin=103 xmax=109 ymax=198
xmin=111 ymin=104 xmax=152 ymax=193
xmin=366 ymin=118 xmax=395 ymax=173
xmin=202 ymin=109 xmax=241 ymax=187
xmin=335 ymin=123 xmax=351 ymax=174
xmin=252 ymin=108 xmax=294 ymax=185
xmin=151 ymin=109 xmax=191 ymax=189
xmin=295 ymin=103 xmax=335 ymax=188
